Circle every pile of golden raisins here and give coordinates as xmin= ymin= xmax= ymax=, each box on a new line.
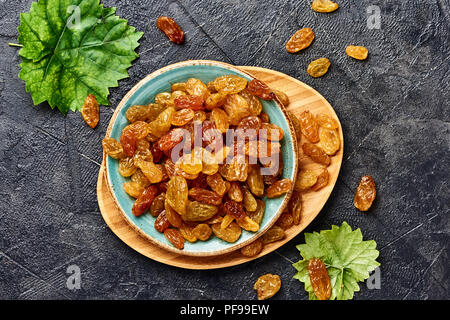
xmin=103 ymin=75 xmax=295 ymax=250
xmin=239 ymin=101 xmax=342 ymax=258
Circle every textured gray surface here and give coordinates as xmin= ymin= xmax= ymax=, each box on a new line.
xmin=0 ymin=0 xmax=449 ymax=300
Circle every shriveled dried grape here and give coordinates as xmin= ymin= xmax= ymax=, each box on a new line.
xmin=204 ymin=92 xmax=227 ymax=110
xmin=178 ymin=152 xmax=203 ymax=175
xmin=148 ymin=103 xmax=166 ymax=121
xmin=273 ymin=89 xmax=290 ymax=106
xmin=201 ymin=148 xmax=219 ymax=175
xmin=259 ymin=123 xmax=284 ymax=141
xmin=193 ymin=110 xmax=207 ymax=122
xmin=123 ymin=181 xmax=145 ymax=198
xmin=248 ymin=199 xmax=265 ymax=224
xmin=295 ymin=170 xmax=318 ymax=191
xmin=135 ymin=160 xmax=163 ymax=183
xmin=223 ymin=94 xmax=251 ymax=125
xmin=261 ymin=225 xmax=285 ymax=244
xmin=299 ymin=110 xmax=319 ymax=143
xmin=248 ymin=79 xmax=275 ymax=100
xmin=188 ymin=188 xmax=222 ymax=206
xmin=346 ymin=45 xmax=369 ymax=60
xmin=179 ymin=222 xmax=197 ymax=242
xmin=237 ymin=115 xmax=261 ymax=139
xmin=219 ymin=157 xmax=248 ymax=182
xmin=227 ymin=182 xmax=243 ymax=202
xmin=246 ymin=165 xmax=264 ymax=197
xmin=158 ymin=128 xmax=185 ymax=153
xmin=276 ymin=212 xmax=294 ymax=229
xmin=210 ymin=108 xmax=229 ymax=134
xmin=164 ymin=228 xmax=185 ymax=249
xmin=131 ymin=169 xmax=151 ymax=188
xmin=185 ymin=78 xmax=209 ymax=101
xmin=307 ymin=58 xmax=331 ymax=78
xmin=183 ymin=201 xmax=219 ymax=222
xmin=102 ymin=137 xmax=125 ymax=159
xmin=165 ymin=200 xmax=183 ymax=228
xmin=311 ymin=169 xmax=329 ymax=191
xmin=288 ymin=191 xmax=302 ymax=225
xmin=120 ymin=129 xmax=137 ymax=157
xmin=237 ymin=216 xmax=259 ymax=232
xmin=171 ymin=82 xmax=186 ymax=92
xmin=201 ymin=120 xmax=221 ymax=150
xmin=316 ymin=113 xmax=339 ymax=129
xmin=166 ymin=176 xmax=188 ymax=215
xmin=211 ymin=222 xmax=242 ymax=243
xmin=150 ymin=193 xmax=165 ymax=217
xmin=287 ymin=111 xmax=302 ymax=142
xmin=239 ymin=89 xmax=262 ymax=116
xmin=286 ymin=28 xmax=315 ymax=53
xmin=170 ymin=108 xmax=195 ymax=126
xmin=154 ymin=211 xmax=171 ymax=233
xmin=118 ymin=157 xmax=137 ymax=177
xmin=240 ymin=238 xmax=263 ymax=257
xmin=174 ymin=94 xmax=205 ymax=111
xmin=148 ymin=107 xmax=175 ymax=137
xmin=221 ymin=214 xmax=235 ymax=230
xmin=354 ymin=175 xmax=376 ymax=211
xmin=206 ymin=173 xmax=228 ymax=196
xmin=253 ymin=274 xmax=281 ymax=300
xmin=223 ymin=200 xmax=246 ymax=220
xmin=134 ymin=139 xmax=153 ymax=163
xmin=312 ymin=0 xmax=339 ymax=13
xmin=266 ymin=179 xmax=292 ymax=198
xmin=126 ymin=105 xmax=151 ymax=123
xmin=81 ymin=94 xmax=99 ymax=128
xmin=319 ymin=128 xmax=340 ymax=155
xmin=168 ymin=91 xmax=186 ymax=107
xmin=156 ymin=16 xmax=185 ymax=44
xmin=243 ymin=187 xmax=257 ymax=212
xmin=192 ymin=223 xmax=212 ymax=241
xmin=132 ymin=186 xmax=158 ymax=216
xmin=308 ymin=258 xmax=331 ymax=300
xmin=302 ymin=143 xmax=330 ymax=166
xmin=155 ymin=92 xmax=172 ymax=106
xmin=213 ymin=75 xmax=248 ymax=94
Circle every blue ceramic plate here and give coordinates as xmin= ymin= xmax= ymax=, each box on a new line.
xmin=105 ymin=60 xmax=298 ymax=256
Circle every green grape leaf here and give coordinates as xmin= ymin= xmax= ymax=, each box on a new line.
xmin=17 ymin=0 xmax=143 ymax=114
xmin=292 ymin=222 xmax=380 ymax=300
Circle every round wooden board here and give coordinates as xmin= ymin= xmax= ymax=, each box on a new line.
xmin=96 ymin=66 xmax=344 ymax=269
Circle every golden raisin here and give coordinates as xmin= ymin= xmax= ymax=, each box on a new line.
xmin=295 ymin=170 xmax=318 ymax=191
xmin=253 ymin=274 xmax=281 ymax=300
xmin=318 ymin=128 xmax=340 ymax=155
xmin=353 ymin=175 xmax=376 ymax=211
xmin=240 ymin=239 xmax=264 ymax=257
xmin=312 ymin=0 xmax=339 ymax=13
xmin=307 ymin=58 xmax=331 ymax=78
xmin=346 ymin=45 xmax=369 ymax=60
xmin=308 ymin=258 xmax=331 ymax=300
xmin=156 ymin=16 xmax=185 ymax=44
xmin=81 ymin=94 xmax=99 ymax=128
xmin=286 ymin=28 xmax=315 ymax=53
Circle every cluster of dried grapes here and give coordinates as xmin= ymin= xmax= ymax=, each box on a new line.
xmin=284 ymin=0 xmax=368 ymax=78
xmin=240 ymin=107 xmax=341 ymax=258
xmin=102 ymin=75 xmax=296 ymax=250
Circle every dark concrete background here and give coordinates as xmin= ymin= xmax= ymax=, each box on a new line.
xmin=0 ymin=0 xmax=448 ymax=300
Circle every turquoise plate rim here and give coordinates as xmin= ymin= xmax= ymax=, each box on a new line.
xmin=104 ymin=60 xmax=298 ymax=257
